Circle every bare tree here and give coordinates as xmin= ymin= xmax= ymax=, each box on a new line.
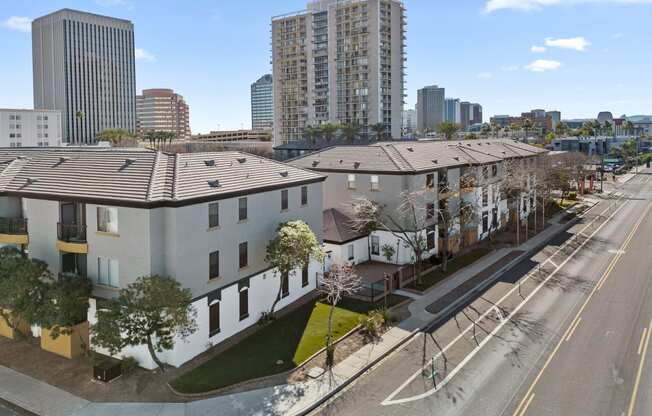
xmin=501 ymin=157 xmax=534 ymax=245
xmin=320 ymin=265 xmax=362 ymax=368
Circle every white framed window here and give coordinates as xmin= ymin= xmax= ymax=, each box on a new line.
xmin=347 ymin=244 xmax=355 ymax=261
xmin=371 ymin=235 xmax=380 ymax=255
xmin=347 ymin=174 xmax=356 ymax=189
xmin=97 ymin=257 xmax=120 ymax=288
xmin=97 ymin=206 xmax=119 ymax=234
xmin=370 ymin=175 xmax=380 ymax=191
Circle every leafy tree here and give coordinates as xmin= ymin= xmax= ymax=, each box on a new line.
xmin=97 ymin=128 xmax=135 ymax=146
xmin=320 ymin=264 xmax=361 ymax=368
xmin=304 ymin=125 xmax=320 ymax=145
xmin=266 ymin=221 xmax=324 ymax=315
xmin=321 ymin=123 xmax=338 ymax=144
xmin=0 ymin=247 xmax=50 ymax=338
xmin=370 ymin=123 xmax=387 ymax=141
xmin=624 ymin=120 xmax=635 ymax=136
xmin=437 ymin=122 xmax=460 ymax=140
xmin=611 ymin=139 xmax=638 ymax=168
xmin=40 ymin=274 xmax=92 ymax=340
xmin=91 ymin=275 xmax=197 ymax=372
xmin=545 ymin=132 xmax=555 ymax=145
xmin=339 ymin=123 xmax=360 ymax=144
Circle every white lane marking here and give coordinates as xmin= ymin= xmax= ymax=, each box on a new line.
xmin=381 ymin=199 xmax=628 ymax=406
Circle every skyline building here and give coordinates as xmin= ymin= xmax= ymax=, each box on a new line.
xmin=460 ymin=101 xmax=471 ymax=129
xmin=402 ymin=108 xmax=417 ymax=135
xmin=0 ymin=108 xmax=63 ymax=148
xmin=136 ymin=88 xmax=190 ymax=139
xmin=32 ymin=9 xmax=136 ymax=144
xmin=471 ymin=103 xmax=483 ymax=125
xmin=251 ymin=74 xmax=274 ymax=130
xmin=272 ymin=0 xmax=406 ymax=146
xmin=416 ymin=85 xmax=445 ymax=133
xmin=444 ymin=98 xmax=461 ymax=124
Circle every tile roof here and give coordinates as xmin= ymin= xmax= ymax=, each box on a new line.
xmin=0 ymin=148 xmax=324 ymax=207
xmin=323 ymin=208 xmax=367 ymax=244
xmin=288 ymin=139 xmax=547 ymax=174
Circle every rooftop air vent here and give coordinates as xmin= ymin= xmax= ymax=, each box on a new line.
xmin=59 ymin=157 xmax=70 ymax=163
xmin=453 ymin=157 xmax=460 ymax=161
xmin=26 ymin=177 xmax=39 ymax=185
xmin=237 ymin=157 xmax=247 ymax=164
xmin=204 ymin=160 xmax=215 ymax=167
xmin=312 ymin=160 xmax=320 ymax=167
xmin=432 ymin=159 xmax=438 ymax=164
xmin=406 ymin=147 xmax=414 ymax=152
xmin=339 ymin=159 xmax=344 ymax=164
xmin=353 ymin=161 xmax=361 ymax=169
xmin=207 ymin=179 xmax=221 ymax=188
xmin=279 ymin=171 xmax=289 ymax=178
xmin=124 ymin=158 xmax=136 ymax=165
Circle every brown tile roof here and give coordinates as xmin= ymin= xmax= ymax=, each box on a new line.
xmin=288 ymin=139 xmax=546 ymax=174
xmin=0 ymin=148 xmax=324 ymax=207
xmin=323 ymin=208 xmax=367 ymax=244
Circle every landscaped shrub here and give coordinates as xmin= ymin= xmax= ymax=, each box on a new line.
xmin=359 ymin=309 xmax=387 ymax=338
xmin=568 ymin=192 xmax=577 ymax=200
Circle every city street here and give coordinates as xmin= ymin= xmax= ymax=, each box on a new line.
xmin=315 ymin=171 xmax=652 ymax=416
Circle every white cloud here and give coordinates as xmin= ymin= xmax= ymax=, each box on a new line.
xmin=2 ymin=16 xmax=32 ymax=32
xmin=477 ymin=72 xmax=493 ymax=79
xmin=501 ymin=65 xmax=520 ymax=71
xmin=531 ymin=45 xmax=547 ymax=53
xmin=485 ymin=0 xmax=652 ymax=13
xmin=545 ymin=36 xmax=590 ymax=51
xmin=135 ymin=48 xmax=156 ymax=62
xmin=525 ymin=59 xmax=562 ymax=72
xmin=612 ymin=32 xmax=624 ymax=39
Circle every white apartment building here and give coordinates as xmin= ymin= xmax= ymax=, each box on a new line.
xmin=272 ymin=0 xmax=406 ymax=146
xmin=32 ymin=9 xmax=136 ymax=144
xmin=0 ymin=148 xmax=325 ymax=369
xmin=0 ymin=109 xmax=63 ymax=148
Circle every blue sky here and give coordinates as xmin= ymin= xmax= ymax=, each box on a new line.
xmin=1 ymin=0 xmax=651 ymax=133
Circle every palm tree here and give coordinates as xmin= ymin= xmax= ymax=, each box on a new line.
xmin=96 ymin=128 xmax=134 ymax=146
xmin=321 ymin=123 xmax=338 ymax=144
xmin=339 ymin=123 xmax=360 ymax=144
xmin=603 ymin=120 xmax=613 ymax=137
xmin=304 ymin=125 xmax=320 ymax=146
xmin=522 ymin=118 xmax=534 ymax=138
xmin=370 ymin=123 xmax=386 ymax=142
xmin=624 ymin=120 xmax=635 ymax=136
xmin=437 ymin=122 xmax=461 ymax=140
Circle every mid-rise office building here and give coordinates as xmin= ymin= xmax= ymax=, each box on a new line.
xmin=444 ymin=98 xmax=461 ymax=124
xmin=272 ymin=0 xmax=406 ymax=145
xmin=136 ymin=89 xmax=190 ymax=139
xmin=251 ymin=75 xmax=274 ymax=130
xmin=460 ymin=102 xmax=472 ymax=130
xmin=402 ymin=109 xmax=417 ymax=135
xmin=470 ymin=103 xmax=483 ymax=125
xmin=0 ymin=109 xmax=62 ymax=148
xmin=546 ymin=110 xmax=561 ymax=132
xmin=416 ymin=85 xmax=445 ymax=133
xmin=32 ymin=9 xmax=136 ymax=144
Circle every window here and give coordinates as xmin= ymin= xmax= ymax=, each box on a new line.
xmin=438 ymin=170 xmax=448 ymax=193
xmin=347 ymin=244 xmax=354 ymax=261
xmin=347 ymin=174 xmax=356 ymax=189
xmin=492 ymin=208 xmax=498 ymax=229
xmin=238 ymin=197 xmax=247 ymax=221
xmin=482 ymin=166 xmax=489 ymax=180
xmin=281 ymin=272 xmax=289 ymax=298
xmin=427 ymin=203 xmax=435 ymax=219
xmin=370 ymin=175 xmax=380 ymax=191
xmin=427 ymin=230 xmax=436 ymax=250
xmin=97 ymin=206 xmax=118 ymax=234
xmin=482 ymin=188 xmax=488 ymax=207
xmin=426 ymin=173 xmax=435 ymax=190
xmin=209 ymin=301 xmax=220 ymax=336
xmin=97 ymin=257 xmax=119 ymax=288
xmin=209 ymin=203 xmax=219 ymax=228
xmin=371 ymin=235 xmax=380 ymax=255
xmin=492 ymin=164 xmax=498 ymax=177
xmin=209 ymin=251 xmax=219 ymax=279
xmin=482 ymin=212 xmax=489 ymax=234
xmin=281 ymin=189 xmax=289 ymax=210
xmin=239 ymin=242 xmax=248 ymax=268
xmin=302 ymin=264 xmax=309 ymax=287
xmin=301 ymin=186 xmax=308 ymax=206
xmin=239 ymin=282 xmax=249 ymax=320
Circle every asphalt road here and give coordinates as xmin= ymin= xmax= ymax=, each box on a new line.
xmin=314 ymin=170 xmax=652 ymax=416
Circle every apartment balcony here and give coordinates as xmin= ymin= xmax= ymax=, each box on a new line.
xmin=56 ymin=223 xmax=88 ymax=254
xmin=0 ymin=217 xmax=29 ymax=245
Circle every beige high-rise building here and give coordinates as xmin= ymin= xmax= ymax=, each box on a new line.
xmin=272 ymin=0 xmax=406 ymax=146
xmin=136 ymin=89 xmax=190 ymax=139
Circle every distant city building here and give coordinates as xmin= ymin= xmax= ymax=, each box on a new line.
xmin=136 ymin=89 xmax=190 ymax=139
xmin=444 ymin=98 xmax=461 ymax=124
xmin=597 ymin=111 xmax=614 ymax=124
xmin=32 ymin=9 xmax=136 ymax=144
xmin=402 ymin=109 xmax=417 ymax=135
xmin=460 ymin=102 xmax=471 ymax=130
xmin=416 ymin=85 xmax=445 ymax=133
xmin=470 ymin=103 xmax=483 ymax=125
xmin=490 ymin=115 xmax=512 ymax=128
xmin=190 ymin=129 xmax=272 ymax=142
xmin=563 ymin=119 xmax=593 ymax=129
xmin=546 ymin=110 xmax=561 ymax=132
xmin=272 ymin=0 xmax=406 ymax=145
xmin=251 ymin=74 xmax=273 ymax=130
xmin=0 ymin=109 xmax=62 ymax=148
xmin=531 ymin=109 xmax=546 ymax=119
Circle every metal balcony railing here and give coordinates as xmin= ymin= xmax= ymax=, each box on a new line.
xmin=57 ymin=223 xmax=87 ymax=243
xmin=0 ymin=217 xmax=28 ymax=235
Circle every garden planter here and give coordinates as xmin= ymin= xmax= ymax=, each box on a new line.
xmin=0 ymin=311 xmax=30 ymax=339
xmin=40 ymin=321 xmax=89 ymax=359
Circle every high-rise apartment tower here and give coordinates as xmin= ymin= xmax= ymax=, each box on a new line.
xmin=251 ymin=74 xmax=274 ymax=130
xmin=32 ymin=9 xmax=136 ymax=144
xmin=136 ymin=89 xmax=190 ymax=139
xmin=416 ymin=85 xmax=445 ymax=133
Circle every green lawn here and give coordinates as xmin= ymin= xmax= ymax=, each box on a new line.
xmin=409 ymin=248 xmax=492 ymax=292
xmin=171 ymin=297 xmax=396 ymax=394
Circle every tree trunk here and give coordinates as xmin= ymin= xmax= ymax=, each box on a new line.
xmin=269 ymin=273 xmax=284 ymax=316
xmin=146 ymin=333 xmax=166 ymax=372
xmin=0 ymin=311 xmax=26 ymax=339
xmin=326 ymin=304 xmax=336 ymax=368
xmin=442 ymin=234 xmax=449 ymax=272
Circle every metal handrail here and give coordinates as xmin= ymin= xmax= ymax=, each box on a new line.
xmin=0 ymin=217 xmax=28 ymax=235
xmin=57 ymin=222 xmax=87 ymax=242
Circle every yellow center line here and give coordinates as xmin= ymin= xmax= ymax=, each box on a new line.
xmin=637 ymin=328 xmax=647 ymax=356
xmin=515 ymin=393 xmax=535 ymax=416
xmin=565 ymin=317 xmax=583 ymax=342
xmin=628 ymin=318 xmax=652 ymax=416
xmin=512 ymin=199 xmax=652 ymax=416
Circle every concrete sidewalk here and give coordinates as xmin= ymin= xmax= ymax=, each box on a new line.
xmin=0 ymin=208 xmax=597 ymax=416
